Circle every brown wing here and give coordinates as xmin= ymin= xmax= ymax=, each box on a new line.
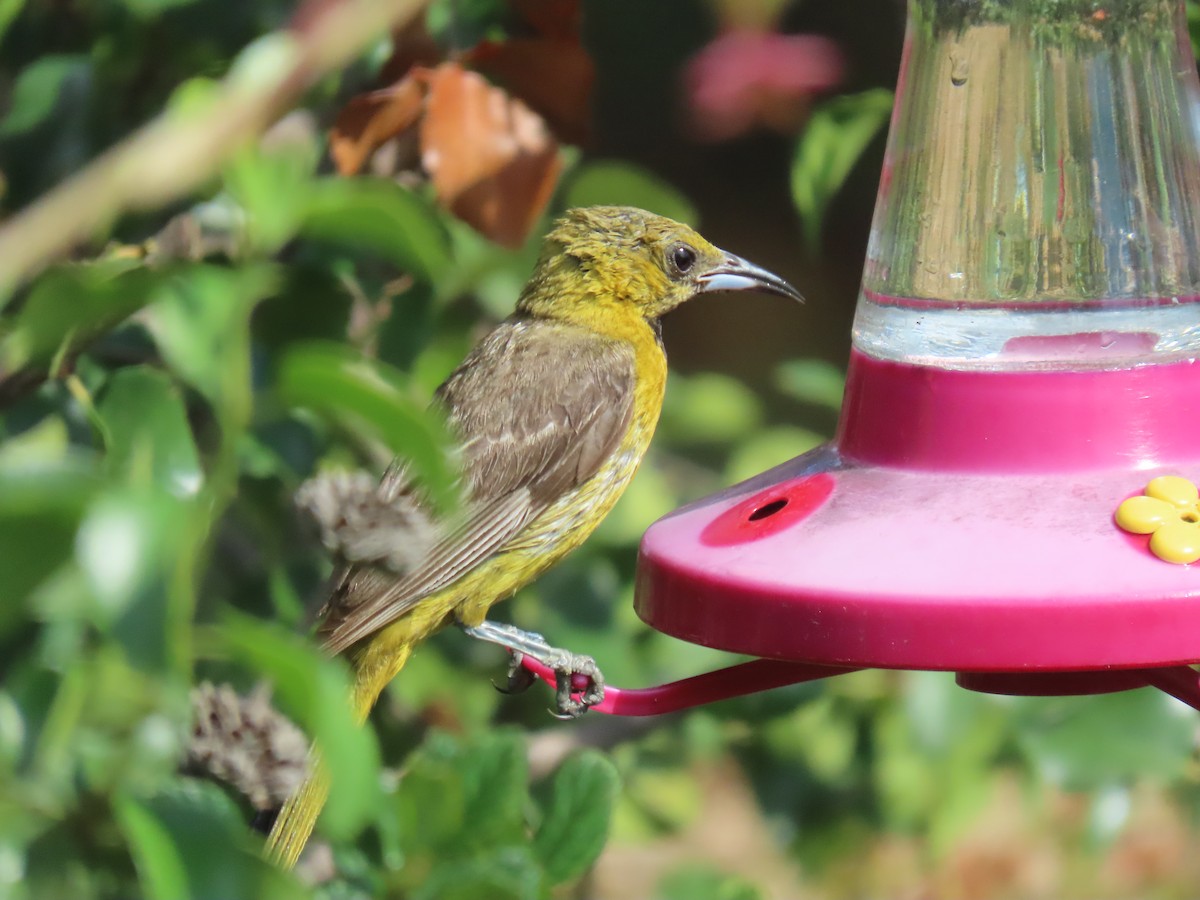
xmin=317 ymin=317 xmax=637 ymax=653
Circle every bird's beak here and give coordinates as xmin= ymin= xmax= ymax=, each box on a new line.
xmin=698 ymin=253 xmax=804 ymax=303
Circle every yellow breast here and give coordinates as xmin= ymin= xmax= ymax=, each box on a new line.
xmin=514 ymin=321 xmax=666 ymax=556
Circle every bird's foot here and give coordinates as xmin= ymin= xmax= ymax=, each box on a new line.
xmin=545 ymin=650 xmax=605 ymax=719
xmin=460 ymin=620 xmax=605 ymax=718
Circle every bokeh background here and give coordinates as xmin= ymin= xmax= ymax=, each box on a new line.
xmin=3 ymin=1 xmax=1200 ymax=898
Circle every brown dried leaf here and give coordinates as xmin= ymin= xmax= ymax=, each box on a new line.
xmin=420 ymin=63 xmax=562 ymax=249
xmin=329 ymin=74 xmax=428 ymax=176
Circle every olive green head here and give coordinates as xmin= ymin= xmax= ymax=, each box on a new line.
xmin=517 ymin=206 xmax=802 ymax=324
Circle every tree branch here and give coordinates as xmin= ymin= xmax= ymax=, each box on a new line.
xmin=0 ymin=0 xmax=426 ymax=306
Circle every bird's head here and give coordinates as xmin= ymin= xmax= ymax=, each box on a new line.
xmin=516 ymin=206 xmax=802 ymax=326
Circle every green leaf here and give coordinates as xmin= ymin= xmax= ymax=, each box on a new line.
xmin=415 ymin=846 xmax=543 ymax=900
xmin=774 ymin=359 xmax=846 ymax=412
xmin=218 ymin=613 xmax=381 ymax=840
xmin=98 ymin=367 xmax=202 ymax=496
xmin=659 ymin=866 xmax=763 ymax=900
xmin=0 ymin=262 xmax=159 ymax=386
xmin=0 ymin=415 xmax=69 ymax=468
xmin=121 ymin=0 xmax=203 ymax=18
xmin=724 ymin=426 xmax=824 ymax=485
xmin=613 ymin=765 xmax=703 ymax=840
xmin=252 ymin=263 xmax=352 ymax=351
xmin=0 ymin=690 xmax=24 ymax=776
xmin=874 ymin=674 xmax=1016 ymax=850
xmin=459 ymin=730 xmax=529 ymax=848
xmin=791 ymin=88 xmax=893 ymax=252
xmin=114 ymin=796 xmax=191 ymax=900
xmin=0 ymin=460 xmax=98 ymax=628
xmin=0 ymin=55 xmax=88 ymax=136
xmin=0 ymin=0 xmax=26 ymax=44
xmin=440 ymin=216 xmax=544 ymax=316
xmin=564 ymin=162 xmax=698 ymax=225
xmin=301 ymin=179 xmax=452 ymax=283
xmin=1013 ymin=689 xmax=1195 ymax=789
xmin=660 ymin=372 xmax=763 ymax=444
xmin=224 ymin=145 xmax=318 ymax=254
xmin=146 ymin=263 xmax=276 ymax=414
xmin=393 ymin=729 xmax=529 ymax=855
xmin=117 ymin=781 xmax=300 ymax=900
xmin=533 ymin=750 xmax=619 ymax=885
xmin=377 ymin=281 xmax=436 ymax=370
xmin=276 ymin=343 xmax=460 ymax=512
xmin=74 ymin=488 xmax=189 ymax=660
xmin=393 ymin=740 xmax=469 ymax=854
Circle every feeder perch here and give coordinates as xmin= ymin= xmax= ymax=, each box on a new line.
xmin=523 ymin=0 xmax=1200 ymax=715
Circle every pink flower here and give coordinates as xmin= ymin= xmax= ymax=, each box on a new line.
xmin=685 ymin=30 xmax=846 ymax=141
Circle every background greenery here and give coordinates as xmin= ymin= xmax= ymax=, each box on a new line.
xmin=3 ymin=1 xmax=1200 ymax=898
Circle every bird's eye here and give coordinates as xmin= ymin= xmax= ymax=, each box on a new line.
xmin=670 ymin=244 xmax=697 ymax=275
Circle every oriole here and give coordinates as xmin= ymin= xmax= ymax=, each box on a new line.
xmin=266 ymin=205 xmax=802 ymax=868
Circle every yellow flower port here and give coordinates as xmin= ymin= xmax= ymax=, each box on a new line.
xmin=1115 ymin=476 xmax=1200 ymax=565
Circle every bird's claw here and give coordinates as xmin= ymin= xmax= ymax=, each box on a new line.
xmin=492 ymin=652 xmax=538 ymax=696
xmin=548 ymin=651 xmax=605 ymax=719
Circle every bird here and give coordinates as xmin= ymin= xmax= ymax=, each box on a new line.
xmin=265 ymin=205 xmax=803 ymax=868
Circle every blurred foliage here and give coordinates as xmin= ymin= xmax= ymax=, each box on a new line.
xmin=790 ymin=88 xmax=892 ymax=253
xmin=1 ymin=0 xmax=1200 ymax=899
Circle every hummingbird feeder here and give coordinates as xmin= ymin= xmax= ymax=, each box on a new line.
xmin=524 ymin=0 xmax=1200 ymax=716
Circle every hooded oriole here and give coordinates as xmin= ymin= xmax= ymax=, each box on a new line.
xmin=266 ymin=205 xmax=802 ymax=868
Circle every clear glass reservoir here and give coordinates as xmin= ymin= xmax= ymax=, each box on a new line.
xmin=855 ymin=0 xmax=1200 ymax=368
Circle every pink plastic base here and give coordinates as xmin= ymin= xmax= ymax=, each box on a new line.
xmin=635 ymin=352 xmax=1200 ymax=672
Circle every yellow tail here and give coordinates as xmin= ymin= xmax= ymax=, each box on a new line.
xmin=265 ymin=751 xmax=331 ymax=870
xmin=265 ymin=639 xmax=417 ymax=869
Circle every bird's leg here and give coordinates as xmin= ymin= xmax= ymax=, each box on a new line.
xmin=459 ymin=620 xmax=605 ymax=718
